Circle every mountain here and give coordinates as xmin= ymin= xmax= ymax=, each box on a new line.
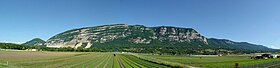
xmin=22 ymin=38 xmax=46 ymax=47
xmin=44 ymin=24 xmax=276 ymax=53
xmin=207 ymin=38 xmax=275 ymax=52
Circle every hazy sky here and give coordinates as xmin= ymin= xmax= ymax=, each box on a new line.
xmin=0 ymin=0 xmax=280 ymax=49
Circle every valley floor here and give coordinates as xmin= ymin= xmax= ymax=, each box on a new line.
xmin=136 ymin=54 xmax=280 ymax=68
xmin=0 ymin=51 xmax=280 ymax=68
xmin=0 ymin=51 xmax=168 ymax=68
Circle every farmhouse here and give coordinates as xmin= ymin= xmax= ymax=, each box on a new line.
xmin=271 ymin=54 xmax=279 ymax=58
xmin=25 ymin=49 xmax=38 ymax=51
xmin=251 ymin=54 xmax=280 ymax=59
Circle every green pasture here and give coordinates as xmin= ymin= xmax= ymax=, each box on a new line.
xmin=1 ymin=51 xmax=280 ymax=68
xmin=138 ymin=54 xmax=280 ymax=68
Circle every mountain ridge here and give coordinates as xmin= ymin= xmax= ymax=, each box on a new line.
xmin=24 ymin=24 xmax=276 ymax=53
xmin=22 ymin=38 xmax=46 ymax=46
xmin=46 ymin=24 xmax=208 ymax=48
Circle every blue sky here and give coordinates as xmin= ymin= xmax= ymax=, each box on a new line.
xmin=0 ymin=0 xmax=280 ymax=49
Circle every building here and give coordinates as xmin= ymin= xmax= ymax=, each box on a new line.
xmin=26 ymin=49 xmax=38 ymax=51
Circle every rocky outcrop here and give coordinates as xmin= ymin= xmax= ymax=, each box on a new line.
xmin=46 ymin=24 xmax=208 ymax=48
xmin=153 ymin=26 xmax=208 ymax=44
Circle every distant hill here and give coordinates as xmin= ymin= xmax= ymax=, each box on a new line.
xmin=0 ymin=43 xmax=31 ymax=50
xmin=22 ymin=38 xmax=46 ymax=47
xmin=35 ymin=24 xmax=276 ymax=53
xmin=207 ymin=38 xmax=275 ymax=52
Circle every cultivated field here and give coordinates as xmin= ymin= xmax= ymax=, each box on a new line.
xmin=1 ymin=51 xmax=280 ymax=68
xmin=137 ymin=54 xmax=280 ymax=68
xmin=0 ymin=51 xmax=168 ymax=68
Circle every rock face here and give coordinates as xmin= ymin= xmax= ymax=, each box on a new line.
xmin=46 ymin=24 xmax=208 ymax=48
xmin=153 ymin=26 xmax=208 ymax=44
xmin=23 ymin=38 xmax=46 ymax=46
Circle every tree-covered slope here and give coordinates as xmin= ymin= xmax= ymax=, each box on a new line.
xmin=44 ymin=24 xmax=276 ymax=53
xmin=207 ymin=38 xmax=275 ymax=52
xmin=22 ymin=38 xmax=46 ymax=47
xmin=46 ymin=24 xmax=207 ymax=48
xmin=0 ymin=43 xmax=31 ymax=50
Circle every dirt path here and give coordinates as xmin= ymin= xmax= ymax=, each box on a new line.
xmin=116 ymin=56 xmax=125 ymax=68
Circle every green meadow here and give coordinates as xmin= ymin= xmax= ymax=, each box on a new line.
xmin=136 ymin=54 xmax=280 ymax=68
xmin=1 ymin=51 xmax=280 ymax=68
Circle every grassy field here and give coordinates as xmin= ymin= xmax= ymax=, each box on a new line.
xmin=137 ymin=54 xmax=280 ymax=68
xmin=0 ymin=51 xmax=168 ymax=68
xmin=1 ymin=51 xmax=280 ymax=68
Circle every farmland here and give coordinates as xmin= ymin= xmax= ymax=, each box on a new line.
xmin=1 ymin=51 xmax=280 ymax=68
xmin=137 ymin=54 xmax=280 ymax=68
xmin=0 ymin=51 xmax=168 ymax=68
